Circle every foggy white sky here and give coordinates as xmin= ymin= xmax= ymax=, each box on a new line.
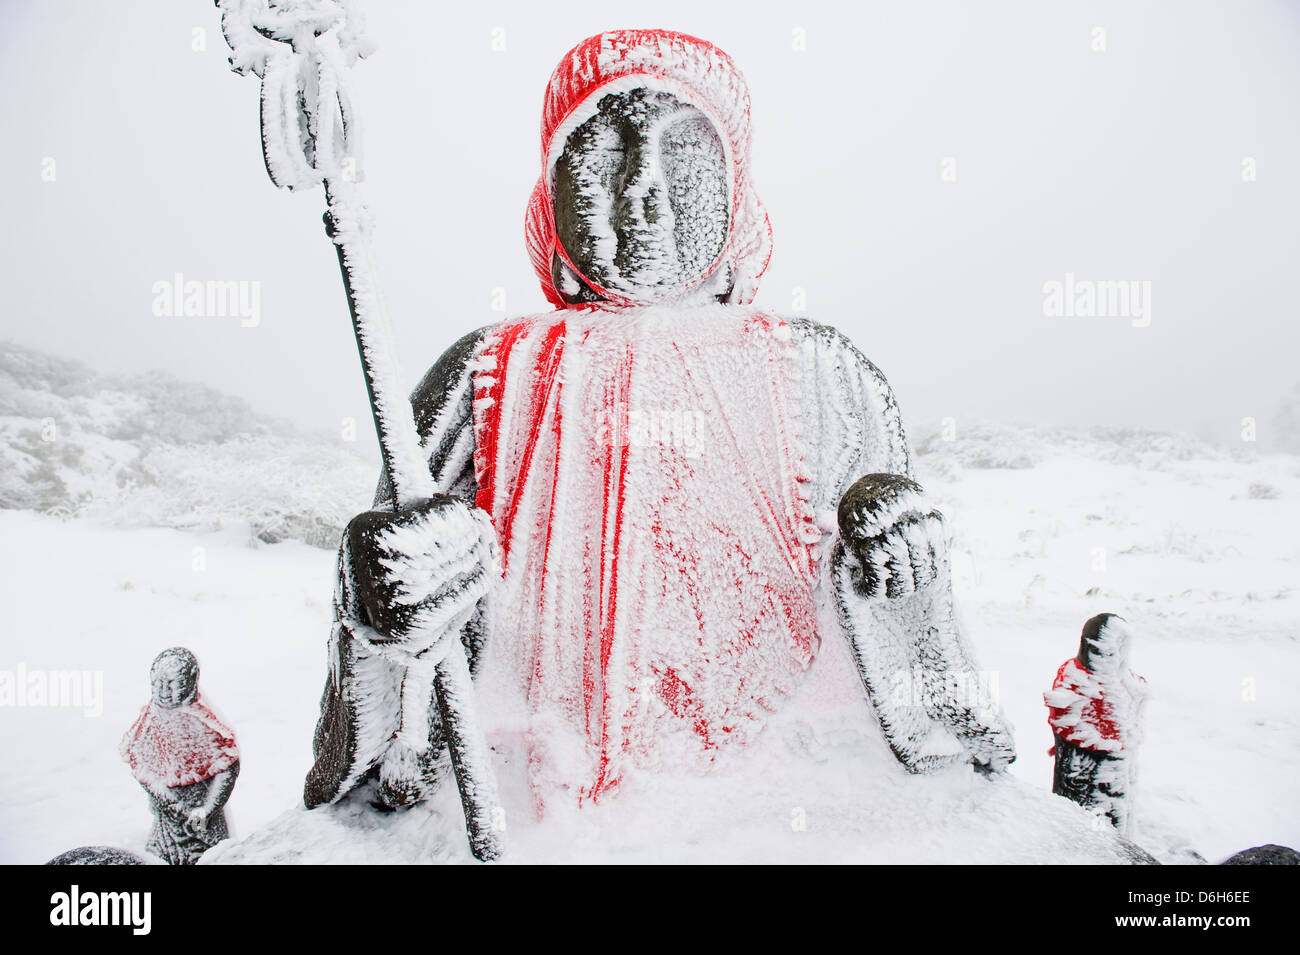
xmin=2 ymin=0 xmax=1298 ymax=460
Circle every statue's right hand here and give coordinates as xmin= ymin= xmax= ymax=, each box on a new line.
xmin=345 ymin=495 xmax=498 ymax=644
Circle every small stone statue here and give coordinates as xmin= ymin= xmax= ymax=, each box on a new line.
xmin=1045 ymin=613 xmax=1148 ymax=834
xmin=120 ymin=648 xmax=240 ymax=865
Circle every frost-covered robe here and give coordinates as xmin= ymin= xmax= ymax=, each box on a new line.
xmin=1044 ymin=616 xmax=1147 ymax=833
xmin=472 ymin=305 xmax=821 ymax=806
xmin=312 ymin=310 xmax=1008 ymax=808
xmin=121 ymin=695 xmax=239 ymax=864
xmin=141 ymin=774 xmax=233 ymax=866
xmin=309 ymin=309 xmax=946 ymax=800
xmin=1046 ymin=659 xmax=1146 ymax=754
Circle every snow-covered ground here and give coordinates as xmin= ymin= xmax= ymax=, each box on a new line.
xmin=0 ymin=355 xmax=1296 ymax=864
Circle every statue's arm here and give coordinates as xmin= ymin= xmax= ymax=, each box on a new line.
xmin=138 ymin=778 xmax=180 ymax=816
xmin=789 ymin=318 xmax=1015 ymax=773
xmin=189 ymin=759 xmax=240 ymax=830
xmin=371 ymin=325 xmax=487 ymax=509
xmin=787 ymin=318 xmax=912 ymax=513
xmin=305 ymin=326 xmax=493 ymax=810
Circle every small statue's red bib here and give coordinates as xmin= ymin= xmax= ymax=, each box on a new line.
xmin=120 ymin=694 xmax=239 ymax=788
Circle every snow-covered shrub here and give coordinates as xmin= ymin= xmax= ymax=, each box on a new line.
xmin=0 ymin=341 xmax=373 ymax=547
xmin=912 ymin=421 xmax=1042 ymax=471
xmin=911 ymin=419 xmax=1230 ymax=476
xmin=1248 ymin=482 xmax=1279 ymax=500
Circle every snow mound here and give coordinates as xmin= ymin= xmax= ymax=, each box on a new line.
xmin=209 ymin=712 xmax=1149 ymax=865
xmin=209 ymin=593 xmax=1154 ymax=865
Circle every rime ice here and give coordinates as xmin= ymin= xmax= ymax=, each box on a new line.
xmin=1046 ymin=614 xmax=1148 ymax=834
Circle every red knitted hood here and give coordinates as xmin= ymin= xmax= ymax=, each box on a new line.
xmin=524 ymin=29 xmax=773 ymax=308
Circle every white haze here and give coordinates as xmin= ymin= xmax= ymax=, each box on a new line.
xmin=1 ymin=0 xmax=1298 ymax=466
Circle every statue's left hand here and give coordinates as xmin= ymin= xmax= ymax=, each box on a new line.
xmin=838 ymin=473 xmax=946 ymax=598
xmin=185 ymin=808 xmax=210 ymax=833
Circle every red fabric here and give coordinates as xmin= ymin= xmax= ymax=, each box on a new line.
xmin=1045 ymin=658 xmax=1146 ymax=754
xmin=1048 ymin=660 xmax=1116 ymax=749
xmin=524 ymin=29 xmax=773 ymax=308
xmin=120 ymin=694 xmax=239 ymax=788
xmin=473 ymin=308 xmax=820 ymax=809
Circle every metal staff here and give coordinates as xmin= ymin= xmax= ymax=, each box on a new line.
xmin=214 ymin=0 xmax=501 ymax=862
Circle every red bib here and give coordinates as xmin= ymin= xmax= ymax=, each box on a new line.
xmin=473 ymin=305 xmax=820 ymax=809
xmin=121 ymin=694 xmax=239 ymax=788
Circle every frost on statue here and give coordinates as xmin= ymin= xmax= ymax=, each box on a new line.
xmin=304 ymin=29 xmax=1016 ymax=815
xmin=121 ymin=648 xmax=240 ymax=865
xmin=1045 ymin=614 xmax=1148 ymax=834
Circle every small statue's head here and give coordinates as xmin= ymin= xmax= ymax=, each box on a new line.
xmin=527 ymin=31 xmax=772 ymax=309
xmin=150 ymin=647 xmax=199 ymax=708
xmin=1077 ymin=613 xmax=1131 ymax=674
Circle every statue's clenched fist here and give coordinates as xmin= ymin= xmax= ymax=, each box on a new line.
xmin=838 ymin=474 xmax=947 ymax=599
xmin=345 ymin=495 xmax=498 ymax=644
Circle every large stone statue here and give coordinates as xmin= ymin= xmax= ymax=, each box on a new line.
xmin=121 ymin=647 xmax=240 ymax=864
xmin=303 ymin=29 xmax=1016 ymax=815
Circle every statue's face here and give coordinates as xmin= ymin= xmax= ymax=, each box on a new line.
xmin=552 ymin=87 xmax=731 ymax=304
xmin=150 ymin=650 xmax=198 ymax=708
xmin=1081 ymin=616 xmax=1129 ymax=673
